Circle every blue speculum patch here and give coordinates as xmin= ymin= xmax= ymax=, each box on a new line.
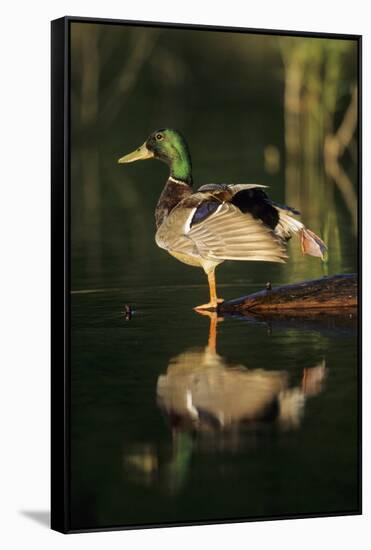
xmin=190 ymin=200 xmax=221 ymax=227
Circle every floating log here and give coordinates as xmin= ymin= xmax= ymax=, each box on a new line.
xmin=219 ymin=273 xmax=357 ymax=314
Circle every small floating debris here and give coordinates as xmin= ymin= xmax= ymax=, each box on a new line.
xmin=123 ymin=304 xmax=133 ymax=321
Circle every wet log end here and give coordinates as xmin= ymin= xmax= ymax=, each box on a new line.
xmin=220 ymin=274 xmax=357 ymax=314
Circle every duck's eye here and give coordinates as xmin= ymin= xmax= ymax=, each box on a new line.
xmin=155 ymin=133 xmax=164 ymax=141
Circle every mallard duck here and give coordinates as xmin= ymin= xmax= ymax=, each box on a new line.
xmin=118 ymin=129 xmax=326 ymax=310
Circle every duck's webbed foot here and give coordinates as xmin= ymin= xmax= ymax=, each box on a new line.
xmin=194 ymin=298 xmax=224 ymax=311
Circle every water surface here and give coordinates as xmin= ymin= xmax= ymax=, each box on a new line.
xmin=70 ymin=265 xmax=358 ymax=529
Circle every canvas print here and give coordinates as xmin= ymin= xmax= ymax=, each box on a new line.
xmin=53 ymin=17 xmax=360 ymax=532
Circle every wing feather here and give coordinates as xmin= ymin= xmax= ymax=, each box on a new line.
xmin=187 ymin=202 xmax=287 ymax=263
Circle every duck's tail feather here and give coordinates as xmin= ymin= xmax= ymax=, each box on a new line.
xmin=275 ymin=211 xmax=327 ymax=260
xmin=300 ymin=228 xmax=327 ymax=259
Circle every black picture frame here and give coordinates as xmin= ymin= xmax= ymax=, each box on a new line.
xmin=51 ymin=15 xmax=362 ymax=534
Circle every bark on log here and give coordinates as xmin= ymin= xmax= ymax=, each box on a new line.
xmin=219 ymin=273 xmax=357 ymax=314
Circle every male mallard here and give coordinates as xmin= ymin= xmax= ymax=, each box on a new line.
xmin=118 ymin=128 xmax=326 ymax=310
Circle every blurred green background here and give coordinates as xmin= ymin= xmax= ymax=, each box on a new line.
xmin=70 ymin=23 xmax=358 ymax=291
xmin=69 ymin=22 xmax=359 ymax=531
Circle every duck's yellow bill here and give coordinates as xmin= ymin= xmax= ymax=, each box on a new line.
xmin=118 ymin=143 xmax=154 ymax=164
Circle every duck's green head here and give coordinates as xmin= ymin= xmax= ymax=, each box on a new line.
xmin=118 ymin=128 xmax=192 ymax=184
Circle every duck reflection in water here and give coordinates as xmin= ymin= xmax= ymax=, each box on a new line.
xmin=123 ymin=313 xmax=326 ymax=493
xmin=157 ymin=311 xmax=326 ymax=434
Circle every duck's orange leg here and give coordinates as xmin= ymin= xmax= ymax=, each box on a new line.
xmin=194 ymin=270 xmax=224 ymax=311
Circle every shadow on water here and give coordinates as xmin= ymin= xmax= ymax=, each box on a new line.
xmin=223 ymin=307 xmax=358 ymax=336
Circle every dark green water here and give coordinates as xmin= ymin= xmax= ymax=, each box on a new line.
xmin=70 ymin=268 xmax=358 ymax=530
xmin=69 ymin=22 xmax=359 ymax=530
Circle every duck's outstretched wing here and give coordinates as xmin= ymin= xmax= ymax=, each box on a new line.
xmin=183 ymin=195 xmax=287 ymax=263
xmin=197 ymin=183 xmax=327 ymax=260
xmin=198 ymin=183 xmax=282 ymax=229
